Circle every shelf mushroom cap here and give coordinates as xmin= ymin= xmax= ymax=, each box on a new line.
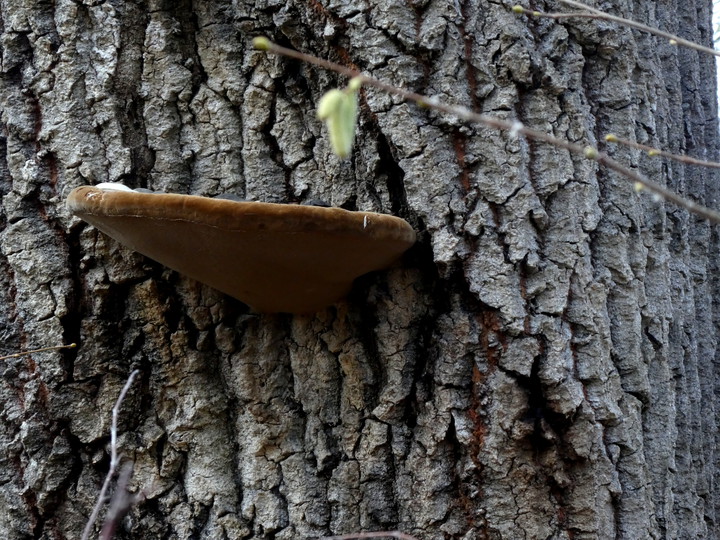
xmin=67 ymin=185 xmax=416 ymax=313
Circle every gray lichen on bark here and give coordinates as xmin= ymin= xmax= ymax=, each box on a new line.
xmin=0 ymin=0 xmax=719 ymax=538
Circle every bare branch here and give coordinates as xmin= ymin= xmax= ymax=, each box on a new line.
xmin=551 ymin=0 xmax=720 ymax=58
xmin=0 ymin=343 xmax=76 ymax=361
xmin=100 ymin=462 xmax=138 ymax=540
xmin=253 ymin=39 xmax=720 ymax=224
xmin=81 ymin=369 xmax=141 ymax=540
xmin=605 ymin=134 xmax=720 ymax=169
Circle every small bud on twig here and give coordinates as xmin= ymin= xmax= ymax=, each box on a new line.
xmin=252 ymin=36 xmax=271 ymax=51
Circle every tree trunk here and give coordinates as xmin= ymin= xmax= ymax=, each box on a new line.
xmin=0 ymin=0 xmax=718 ymax=538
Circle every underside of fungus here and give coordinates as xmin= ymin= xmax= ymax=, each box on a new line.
xmin=66 ymin=185 xmax=416 ymax=313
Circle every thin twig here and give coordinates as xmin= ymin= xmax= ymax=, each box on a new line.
xmin=100 ymin=462 xmax=137 ymax=540
xmin=536 ymin=0 xmax=720 ymax=59
xmin=253 ymin=39 xmax=720 ymax=224
xmin=524 ymin=11 xmax=606 ymax=21
xmin=81 ymin=369 xmax=141 ymax=540
xmin=321 ymin=532 xmax=419 ymax=540
xmin=0 ymin=343 xmax=76 ymax=361
xmin=605 ymin=134 xmax=720 ymax=169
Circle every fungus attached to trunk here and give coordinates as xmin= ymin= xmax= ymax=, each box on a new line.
xmin=67 ymin=185 xmax=416 ymax=313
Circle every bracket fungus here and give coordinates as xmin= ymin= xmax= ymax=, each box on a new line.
xmin=67 ymin=185 xmax=416 ymax=313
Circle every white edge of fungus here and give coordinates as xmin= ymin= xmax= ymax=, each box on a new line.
xmin=95 ymin=182 xmax=136 ymax=192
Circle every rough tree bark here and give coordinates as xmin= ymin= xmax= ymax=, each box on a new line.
xmin=0 ymin=0 xmax=718 ymax=538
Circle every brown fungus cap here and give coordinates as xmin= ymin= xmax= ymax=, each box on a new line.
xmin=67 ymin=186 xmax=416 ymax=313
